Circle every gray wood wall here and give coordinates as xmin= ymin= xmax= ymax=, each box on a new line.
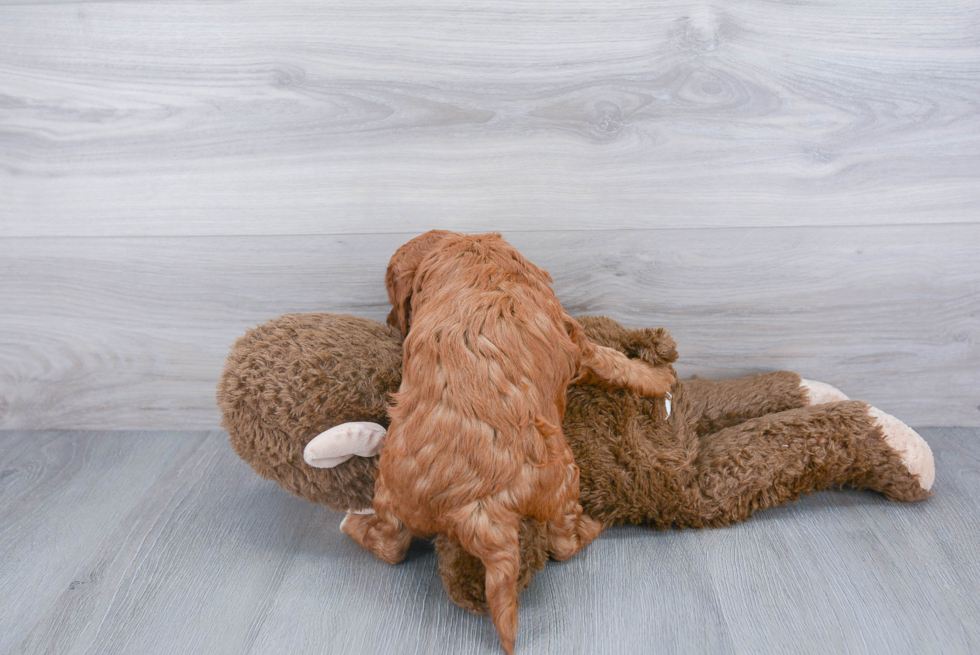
xmin=1 ymin=0 xmax=978 ymax=428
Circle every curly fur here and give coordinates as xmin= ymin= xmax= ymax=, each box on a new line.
xmin=347 ymin=231 xmax=673 ymax=654
xmin=217 ymin=313 xmax=932 ymax=617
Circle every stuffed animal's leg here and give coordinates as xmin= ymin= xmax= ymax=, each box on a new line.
xmin=341 ymin=509 xmax=412 ymax=565
xmin=681 ymin=371 xmax=847 ymax=437
xmin=689 ymin=400 xmax=934 ymax=527
xmin=451 ymin=505 xmax=522 ymax=655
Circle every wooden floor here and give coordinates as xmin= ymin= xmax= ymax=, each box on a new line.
xmin=2 ymin=429 xmax=978 ymax=654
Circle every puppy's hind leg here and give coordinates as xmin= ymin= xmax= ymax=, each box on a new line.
xmin=452 ymin=504 xmax=522 ymax=655
xmin=545 ymin=498 xmax=604 ymax=562
xmin=341 ymin=510 xmax=412 ymax=565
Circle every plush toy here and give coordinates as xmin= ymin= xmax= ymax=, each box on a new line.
xmin=217 ymin=312 xmax=935 ymax=614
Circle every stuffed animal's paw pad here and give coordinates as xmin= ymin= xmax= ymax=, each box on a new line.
xmin=868 ymin=406 xmax=935 ymax=491
xmin=800 ymin=378 xmax=849 ymax=405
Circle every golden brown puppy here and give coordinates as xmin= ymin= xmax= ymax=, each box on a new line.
xmin=342 ymin=231 xmax=674 ymax=654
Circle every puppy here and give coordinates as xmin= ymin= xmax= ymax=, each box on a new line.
xmin=342 ymin=231 xmax=674 ymax=654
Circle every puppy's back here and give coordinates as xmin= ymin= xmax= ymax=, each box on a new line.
xmin=384 ymin=234 xmax=581 ymax=513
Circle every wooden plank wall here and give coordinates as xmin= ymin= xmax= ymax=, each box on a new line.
xmin=1 ymin=1 xmax=978 ymax=428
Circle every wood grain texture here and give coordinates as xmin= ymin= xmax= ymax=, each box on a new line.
xmin=1 ymin=0 xmax=978 ymax=236
xmin=1 ymin=225 xmax=976 ymax=429
xmin=0 ymin=431 xmax=193 ymax=654
xmin=14 ymin=432 xmax=318 ymax=655
xmin=1 ymin=429 xmax=978 ymax=654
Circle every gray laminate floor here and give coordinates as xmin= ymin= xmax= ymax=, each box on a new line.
xmin=2 ymin=429 xmax=978 ymax=655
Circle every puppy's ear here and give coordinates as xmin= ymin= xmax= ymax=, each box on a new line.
xmin=385 ymin=230 xmax=455 ymax=336
xmin=385 ymin=267 xmax=415 ymax=337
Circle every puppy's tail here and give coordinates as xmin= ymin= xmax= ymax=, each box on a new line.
xmin=568 ymin=318 xmax=675 ymax=398
xmin=452 ymin=506 xmax=522 ymax=655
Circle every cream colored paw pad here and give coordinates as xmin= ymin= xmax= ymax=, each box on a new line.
xmin=800 ymin=378 xmax=850 ymax=405
xmin=867 ymin=406 xmax=935 ymax=491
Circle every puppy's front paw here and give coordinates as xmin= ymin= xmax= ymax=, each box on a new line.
xmin=644 ymin=364 xmax=677 ymax=398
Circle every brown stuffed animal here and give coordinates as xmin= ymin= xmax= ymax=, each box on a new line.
xmin=217 ymin=312 xmax=934 ymax=614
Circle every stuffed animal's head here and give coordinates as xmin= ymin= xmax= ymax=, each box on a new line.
xmin=217 ymin=312 xmax=404 ymax=513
